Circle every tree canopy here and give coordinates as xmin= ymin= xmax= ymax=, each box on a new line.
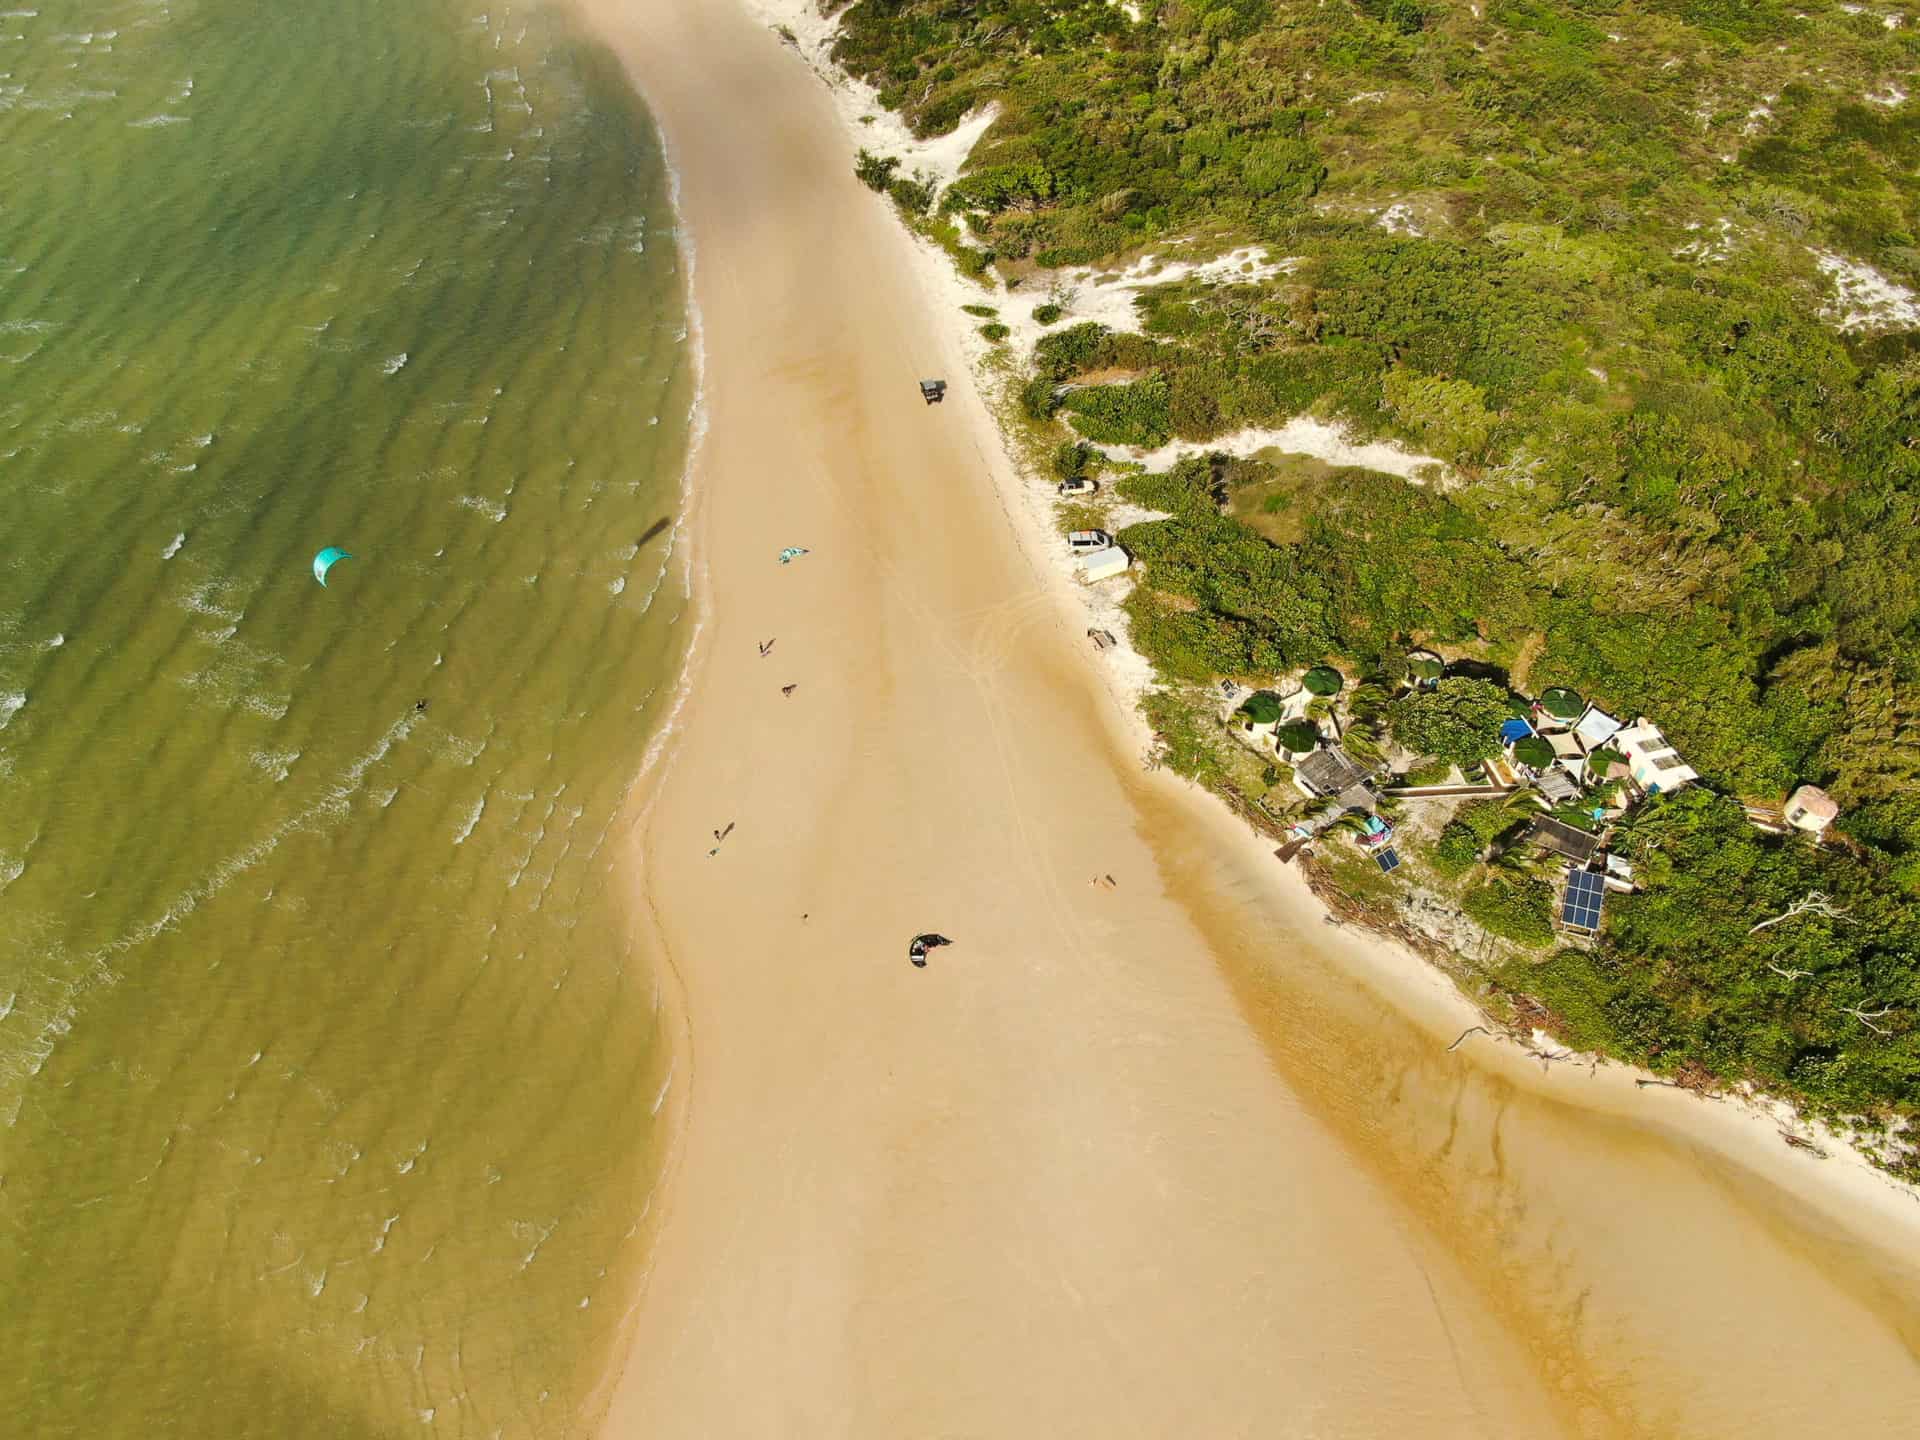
xmin=1387 ymin=678 xmax=1509 ymax=769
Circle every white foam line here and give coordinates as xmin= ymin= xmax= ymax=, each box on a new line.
xmin=609 ymin=121 xmax=710 ymax=813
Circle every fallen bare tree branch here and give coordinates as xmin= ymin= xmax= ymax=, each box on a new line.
xmin=1845 ymin=1004 xmax=1896 ymax=1037
xmin=1780 ymin=1131 xmax=1829 ymax=1158
xmin=1446 ymin=1026 xmax=1489 ymax=1054
xmin=1750 ymin=890 xmax=1852 ymax=935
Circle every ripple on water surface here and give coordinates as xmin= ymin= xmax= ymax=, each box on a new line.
xmin=0 ymin=2 xmax=693 ymax=1435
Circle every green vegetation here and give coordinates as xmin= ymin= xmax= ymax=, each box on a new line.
xmin=981 ymin=321 xmax=1012 ymax=341
xmin=837 ymin=0 xmax=1920 ymax=815
xmin=838 ymin=0 xmax=1920 ymax=1137
xmin=1401 ymin=757 xmax=1453 ymax=787
xmin=1430 ymin=798 xmax=1528 ymax=878
xmin=1032 ymin=301 xmax=1064 ymax=324
xmin=1061 ymin=375 xmax=1172 ymax=446
xmin=1388 ymin=678 xmax=1509 ymax=769
xmin=960 ymin=303 xmax=998 ymax=317
xmin=1518 ymin=791 xmax=1920 ymax=1142
xmin=1464 ymin=875 xmax=1557 ymax=948
xmin=853 ymin=147 xmax=896 ymax=193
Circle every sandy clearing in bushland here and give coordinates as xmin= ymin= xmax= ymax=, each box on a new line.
xmin=578 ymin=2 xmax=1920 ymax=1435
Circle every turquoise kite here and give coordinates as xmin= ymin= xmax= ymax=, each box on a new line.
xmin=313 ymin=546 xmax=353 ymax=586
xmin=777 ymin=546 xmax=809 ymax=565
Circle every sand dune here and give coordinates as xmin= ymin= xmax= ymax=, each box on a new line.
xmin=577 ymin=2 xmax=1920 ymax=1435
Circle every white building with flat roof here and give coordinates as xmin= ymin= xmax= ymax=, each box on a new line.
xmin=1613 ymin=718 xmax=1698 ymax=795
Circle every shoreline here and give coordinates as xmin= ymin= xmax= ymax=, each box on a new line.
xmin=717 ymin=0 xmax=1920 ymax=1216
xmin=576 ymin=0 xmax=1920 ymax=1432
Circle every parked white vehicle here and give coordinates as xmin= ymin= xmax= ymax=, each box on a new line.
xmin=1057 ymin=477 xmax=1097 ymax=496
xmin=1067 ymin=528 xmax=1111 ymax=552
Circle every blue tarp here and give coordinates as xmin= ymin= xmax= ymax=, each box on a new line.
xmin=1500 ymin=717 xmax=1535 ymax=743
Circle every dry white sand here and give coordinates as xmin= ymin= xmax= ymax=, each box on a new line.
xmin=574 ymin=1 xmax=1920 ymax=1434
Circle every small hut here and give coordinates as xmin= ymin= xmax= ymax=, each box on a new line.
xmin=1524 ymin=817 xmax=1599 ymax=865
xmin=1294 ymin=746 xmax=1372 ymax=799
xmin=1784 ymin=785 xmax=1839 ymax=836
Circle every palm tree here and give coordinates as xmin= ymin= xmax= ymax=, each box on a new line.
xmin=1347 ymin=682 xmax=1390 ymax=725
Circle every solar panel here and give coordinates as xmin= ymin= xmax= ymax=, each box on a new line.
xmin=1375 ymin=847 xmax=1401 ymax=874
xmin=1561 ymin=869 xmax=1606 ymax=930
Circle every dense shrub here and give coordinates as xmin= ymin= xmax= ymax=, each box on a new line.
xmin=1464 ymin=877 xmax=1557 ymax=947
xmin=1430 ymin=799 xmax=1527 ymax=877
xmin=1062 ymin=377 xmax=1173 ymax=447
xmin=853 ymin=148 xmax=898 ymax=193
xmin=1387 ymin=679 xmax=1509 ymax=769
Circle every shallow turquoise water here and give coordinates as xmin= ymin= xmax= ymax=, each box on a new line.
xmin=0 ymin=2 xmax=690 ymax=1434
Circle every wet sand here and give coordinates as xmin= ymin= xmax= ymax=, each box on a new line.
xmin=578 ymin=1 xmax=1920 ymax=1434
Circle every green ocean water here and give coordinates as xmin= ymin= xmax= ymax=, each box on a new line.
xmin=0 ymin=2 xmax=691 ymax=1434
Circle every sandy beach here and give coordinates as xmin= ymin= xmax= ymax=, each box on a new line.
xmin=576 ymin=1 xmax=1920 ymax=1434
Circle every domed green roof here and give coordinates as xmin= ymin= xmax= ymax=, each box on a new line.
xmin=1540 ymin=687 xmax=1584 ymax=721
xmin=1513 ymin=735 xmax=1556 ymax=768
xmin=1277 ymin=719 xmax=1321 ymax=754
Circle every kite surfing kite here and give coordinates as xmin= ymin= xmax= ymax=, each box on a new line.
xmin=777 ymin=546 xmax=809 ymax=565
xmin=313 ymin=547 xmax=353 ymax=586
xmin=907 ymin=933 xmax=953 ymax=968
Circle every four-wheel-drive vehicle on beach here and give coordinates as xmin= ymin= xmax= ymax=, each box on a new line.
xmin=1067 ymin=528 xmax=1111 ymax=552
xmin=1057 ymin=476 xmax=1097 ymax=496
xmin=918 ymin=378 xmax=947 ymax=404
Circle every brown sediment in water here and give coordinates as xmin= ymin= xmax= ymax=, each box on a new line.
xmin=575 ymin=0 xmax=1920 ymax=1433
